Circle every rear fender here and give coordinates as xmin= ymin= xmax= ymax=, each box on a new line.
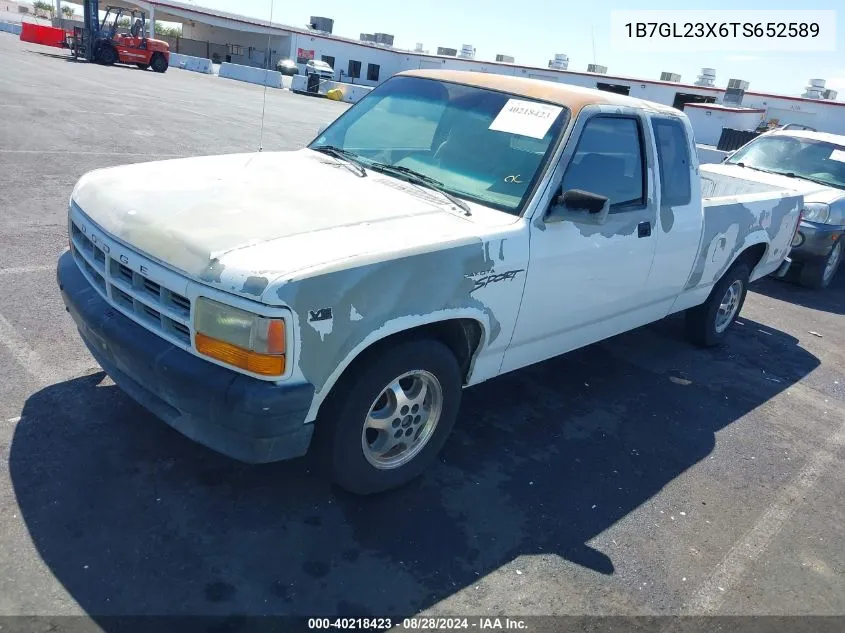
xmin=685 ymin=192 xmax=802 ymax=290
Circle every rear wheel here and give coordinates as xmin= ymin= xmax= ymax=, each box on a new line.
xmin=315 ymin=338 xmax=462 ymax=495
xmin=136 ymin=63 xmax=149 ymax=70
xmin=686 ymin=262 xmax=750 ymax=347
xmin=150 ymin=53 xmax=168 ymax=73
xmin=799 ymin=239 xmax=842 ymax=289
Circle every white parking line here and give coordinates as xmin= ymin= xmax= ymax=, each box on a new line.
xmin=0 ymin=104 xmax=129 ymax=116
xmin=0 ymin=313 xmax=54 ymax=384
xmin=685 ymin=416 xmax=845 ymax=613
xmin=0 ymin=149 xmax=184 ymax=157
xmin=0 ymin=265 xmax=53 ymax=276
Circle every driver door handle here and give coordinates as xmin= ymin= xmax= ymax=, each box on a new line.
xmin=638 ymin=221 xmax=651 ymax=238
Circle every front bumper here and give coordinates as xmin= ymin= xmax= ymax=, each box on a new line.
xmin=57 ymin=251 xmax=315 ymax=463
xmin=790 ymin=220 xmax=844 ymax=262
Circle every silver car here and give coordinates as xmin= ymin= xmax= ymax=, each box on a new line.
xmin=721 ymin=130 xmax=845 ymax=288
xmin=305 ymin=59 xmax=335 ymax=81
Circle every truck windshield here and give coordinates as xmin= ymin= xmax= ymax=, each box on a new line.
xmin=726 ymin=135 xmax=845 ymax=190
xmin=309 ymin=76 xmax=569 ymax=215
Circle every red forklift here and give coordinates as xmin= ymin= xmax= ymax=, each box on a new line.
xmin=67 ymin=1 xmax=170 ymax=72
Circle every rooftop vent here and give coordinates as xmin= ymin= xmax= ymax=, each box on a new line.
xmin=823 ymin=88 xmax=838 ymax=100
xmin=802 ymin=78 xmax=826 ymax=99
xmin=695 ymin=68 xmax=716 ymax=87
xmin=360 ymin=33 xmax=374 ymax=42
xmin=496 ymin=54 xmax=515 ymax=63
xmin=415 ymin=43 xmax=424 ymax=52
xmin=549 ymin=53 xmax=569 ymax=70
xmin=660 ymin=72 xmax=681 ymax=82
xmin=727 ymin=78 xmax=750 ymax=91
xmin=437 ymin=46 xmax=457 ymax=56
xmin=458 ymin=44 xmax=476 ymax=59
xmin=587 ymin=64 xmax=607 ymax=74
xmin=374 ymin=33 xmax=394 ymax=46
xmin=308 ymin=16 xmax=333 ymax=33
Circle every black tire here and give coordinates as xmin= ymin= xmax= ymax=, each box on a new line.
xmin=686 ymin=262 xmax=751 ymax=347
xmin=798 ymin=240 xmax=842 ymax=289
xmin=150 ymin=53 xmax=168 ymax=73
xmin=315 ymin=338 xmax=463 ymax=495
xmin=95 ymin=43 xmax=117 ymax=65
xmin=136 ymin=63 xmax=150 ymax=70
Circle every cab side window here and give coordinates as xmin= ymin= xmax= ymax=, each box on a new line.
xmin=652 ymin=118 xmax=692 ymax=206
xmin=561 ymin=116 xmax=645 ymax=209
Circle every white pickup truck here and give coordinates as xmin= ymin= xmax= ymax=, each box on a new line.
xmin=58 ymin=70 xmax=803 ymax=494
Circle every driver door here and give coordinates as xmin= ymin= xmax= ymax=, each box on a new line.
xmin=501 ymin=108 xmax=660 ymax=373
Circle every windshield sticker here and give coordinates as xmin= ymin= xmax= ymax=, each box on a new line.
xmin=489 ymin=99 xmax=563 ymax=139
xmin=829 ymin=149 xmax=845 ymax=163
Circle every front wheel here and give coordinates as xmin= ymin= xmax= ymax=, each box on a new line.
xmin=150 ymin=53 xmax=168 ymax=73
xmin=94 ymin=43 xmax=117 ymax=65
xmin=316 ymin=338 xmax=462 ymax=495
xmin=686 ymin=262 xmax=750 ymax=347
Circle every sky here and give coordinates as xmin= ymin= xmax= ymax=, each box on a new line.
xmin=181 ymin=0 xmax=844 ymax=96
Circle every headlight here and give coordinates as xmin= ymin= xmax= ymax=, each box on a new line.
xmin=802 ymin=202 xmax=830 ymax=223
xmin=194 ymin=297 xmax=286 ymax=376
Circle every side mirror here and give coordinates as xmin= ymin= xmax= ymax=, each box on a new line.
xmin=721 ymin=150 xmax=735 ymax=163
xmin=546 ymin=188 xmax=610 ymax=225
xmin=560 ymin=189 xmax=607 ymax=213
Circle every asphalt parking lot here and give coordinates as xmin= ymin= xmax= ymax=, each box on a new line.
xmin=1 ymin=33 xmax=844 ymax=627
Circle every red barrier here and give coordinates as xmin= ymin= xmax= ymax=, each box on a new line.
xmin=20 ymin=22 xmax=67 ymax=48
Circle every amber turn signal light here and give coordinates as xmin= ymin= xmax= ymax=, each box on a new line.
xmin=195 ymin=332 xmax=285 ymax=376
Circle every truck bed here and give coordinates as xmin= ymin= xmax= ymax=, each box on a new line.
xmin=701 ymin=170 xmax=793 ymax=199
xmin=693 ymin=172 xmax=803 ymax=287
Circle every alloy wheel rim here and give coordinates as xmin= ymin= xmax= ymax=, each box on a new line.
xmin=361 ymin=370 xmax=443 ymax=470
xmin=823 ymin=241 xmax=842 ymax=284
xmin=715 ymin=280 xmax=743 ymax=333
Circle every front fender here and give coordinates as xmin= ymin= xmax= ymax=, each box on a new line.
xmin=269 ymin=242 xmax=515 ymax=423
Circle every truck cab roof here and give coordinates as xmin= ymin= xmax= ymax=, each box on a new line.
xmin=397 ymin=69 xmax=681 ymax=116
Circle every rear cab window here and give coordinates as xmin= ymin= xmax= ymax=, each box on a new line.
xmin=651 ymin=118 xmax=692 ymax=206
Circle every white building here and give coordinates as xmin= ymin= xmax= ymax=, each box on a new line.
xmin=58 ymin=0 xmax=845 ymax=136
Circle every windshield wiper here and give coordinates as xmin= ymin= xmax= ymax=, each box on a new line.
xmin=367 ymin=163 xmax=471 ymax=215
xmin=734 ymin=162 xmax=769 ymax=174
xmin=311 ymin=145 xmax=366 ymax=178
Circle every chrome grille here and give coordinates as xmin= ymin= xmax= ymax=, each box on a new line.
xmin=70 ymin=220 xmax=192 ymax=345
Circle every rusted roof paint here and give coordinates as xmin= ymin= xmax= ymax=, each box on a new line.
xmin=397 ymin=69 xmax=680 ymax=115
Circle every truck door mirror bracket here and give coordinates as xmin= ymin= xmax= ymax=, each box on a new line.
xmin=546 ymin=188 xmax=610 ymax=225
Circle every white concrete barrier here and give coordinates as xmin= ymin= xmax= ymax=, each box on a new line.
xmin=290 ymin=75 xmax=374 ymax=103
xmin=169 ymin=52 xmax=213 ymax=74
xmin=291 ymin=74 xmax=308 ymax=92
xmin=218 ymin=62 xmax=282 ymax=88
xmin=0 ymin=21 xmax=23 ymax=35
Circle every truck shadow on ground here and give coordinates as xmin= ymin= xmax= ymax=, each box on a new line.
xmin=752 ymin=269 xmax=845 ymax=315
xmin=11 ymin=315 xmax=819 ymax=619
